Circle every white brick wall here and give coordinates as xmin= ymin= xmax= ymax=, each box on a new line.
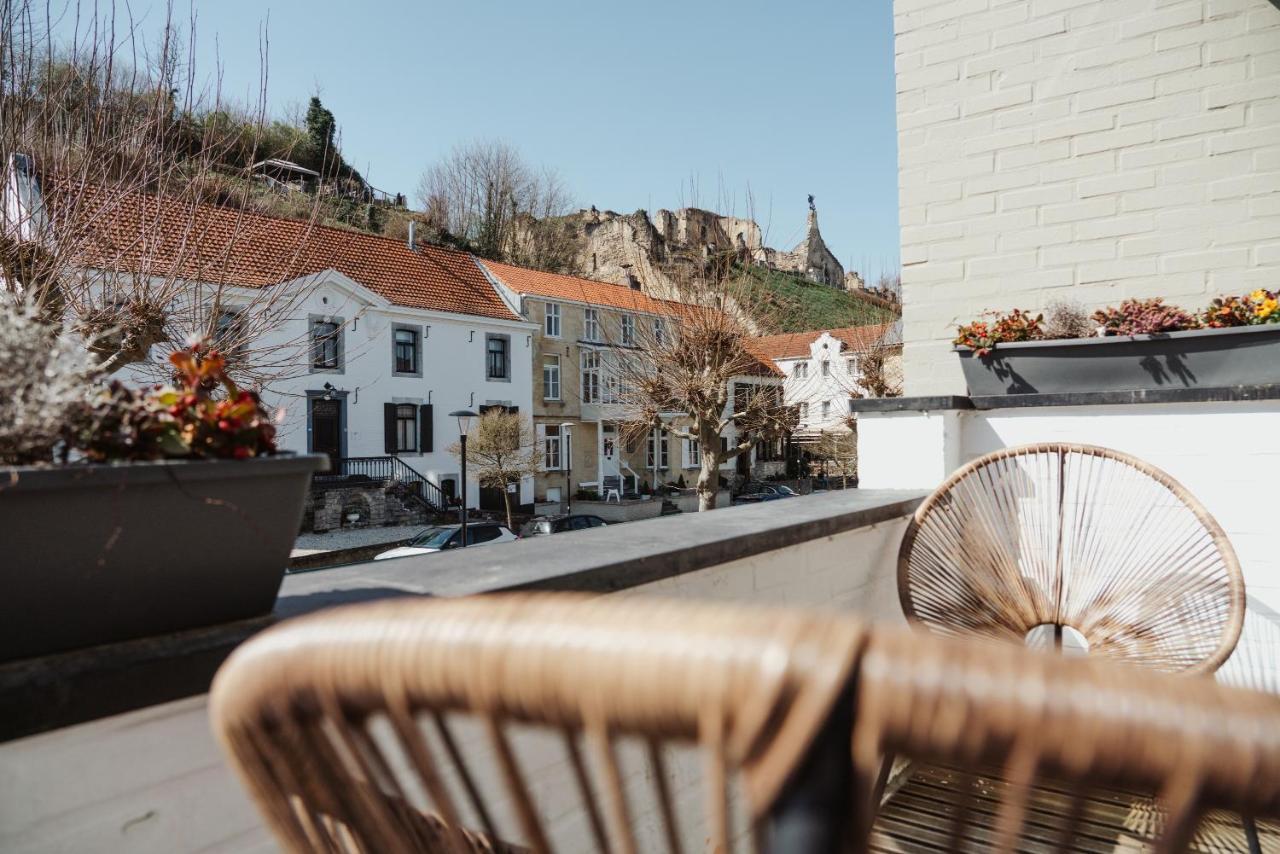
xmin=895 ymin=0 xmax=1280 ymax=395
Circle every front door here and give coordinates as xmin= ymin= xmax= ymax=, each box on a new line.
xmin=599 ymin=423 xmax=621 ymax=490
xmin=309 ymin=396 xmax=344 ymax=471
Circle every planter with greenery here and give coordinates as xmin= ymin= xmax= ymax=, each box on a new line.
xmin=0 ymin=307 xmax=326 ymax=662
xmin=953 ymin=293 xmax=1280 ymax=396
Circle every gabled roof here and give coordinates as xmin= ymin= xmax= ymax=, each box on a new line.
xmin=43 ymin=181 xmax=522 ymax=322
xmin=480 ymin=260 xmax=683 ymax=317
xmin=746 ymin=324 xmax=895 ymax=362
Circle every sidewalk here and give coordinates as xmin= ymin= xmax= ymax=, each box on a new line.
xmin=292 ymin=523 xmax=427 ymax=558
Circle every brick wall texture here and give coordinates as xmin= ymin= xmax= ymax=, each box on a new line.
xmin=894 ymin=0 xmax=1280 ymax=395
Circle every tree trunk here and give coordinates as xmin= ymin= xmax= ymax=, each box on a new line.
xmin=697 ymin=421 xmax=721 ymax=511
xmin=502 ymin=487 xmax=514 ymax=531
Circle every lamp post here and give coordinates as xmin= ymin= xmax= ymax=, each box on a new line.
xmin=449 ymin=409 xmax=477 ymax=547
xmin=560 ymin=422 xmax=575 ymax=515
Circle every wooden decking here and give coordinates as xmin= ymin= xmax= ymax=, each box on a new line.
xmin=871 ymin=765 xmax=1280 ymax=853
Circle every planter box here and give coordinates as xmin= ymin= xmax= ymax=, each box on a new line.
xmin=572 ymin=498 xmax=663 ymax=524
xmin=956 ymin=325 xmax=1280 ymax=396
xmin=0 ymin=454 xmax=327 ymax=662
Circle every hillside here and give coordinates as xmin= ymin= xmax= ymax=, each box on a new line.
xmin=735 ymin=265 xmax=899 ymax=333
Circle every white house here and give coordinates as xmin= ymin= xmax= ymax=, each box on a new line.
xmin=4 ymin=165 xmax=536 ymax=510
xmin=747 ymin=325 xmax=895 ymax=440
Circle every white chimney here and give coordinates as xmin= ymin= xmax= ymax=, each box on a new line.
xmin=407 ymin=220 xmax=416 ymax=250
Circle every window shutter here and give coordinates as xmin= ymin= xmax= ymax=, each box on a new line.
xmin=535 ymin=423 xmax=547 ymax=471
xmin=419 ymin=404 xmax=433 ymax=452
xmin=383 ymin=403 xmax=397 ymax=454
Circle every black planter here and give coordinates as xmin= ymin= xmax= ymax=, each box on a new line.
xmin=956 ymin=324 xmax=1280 ymax=396
xmin=0 ymin=453 xmax=328 ymax=662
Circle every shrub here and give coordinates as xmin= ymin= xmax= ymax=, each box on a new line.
xmin=1093 ymin=298 xmax=1199 ymax=336
xmin=954 ymin=309 xmax=1044 ymax=356
xmin=1202 ymin=289 xmax=1280 ymax=327
xmin=73 ymin=345 xmax=278 ymax=462
xmin=1042 ymin=300 xmax=1096 ymax=340
xmin=0 ymin=302 xmax=94 ymax=466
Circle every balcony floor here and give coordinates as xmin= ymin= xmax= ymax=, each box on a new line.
xmin=872 ymin=764 xmax=1278 ymax=853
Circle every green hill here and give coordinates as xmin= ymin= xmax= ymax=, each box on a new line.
xmin=735 ymin=265 xmax=899 ymax=333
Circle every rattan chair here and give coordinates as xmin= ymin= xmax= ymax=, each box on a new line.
xmin=211 ymin=594 xmax=1280 ymax=853
xmin=897 ymin=443 xmax=1246 ymax=674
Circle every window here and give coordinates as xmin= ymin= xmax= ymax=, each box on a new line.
xmin=653 ymin=318 xmax=665 ymax=344
xmin=848 ymin=358 xmax=857 ymax=375
xmin=799 ymin=402 xmax=809 ymax=422
xmin=486 ymin=334 xmax=510 ymax=380
xmin=822 ymin=400 xmax=831 ymax=420
xmin=821 ymin=360 xmax=830 ymax=376
xmin=544 ymin=424 xmax=562 ymax=470
xmin=311 ymin=318 xmax=340 ymax=370
xmin=395 ymin=404 xmax=417 ymax=452
xmin=213 ymin=308 xmax=245 ymax=355
xmin=756 ymin=438 xmax=783 ymax=462
xmin=621 ymin=314 xmax=635 ymax=346
xmin=794 ymin=362 xmax=808 ymax=379
xmin=688 ymin=439 xmax=701 ymax=467
xmin=580 ymin=350 xmax=601 ymax=403
xmin=720 ymin=437 xmax=729 ymax=455
xmin=543 ymin=355 xmax=561 ymax=400
xmin=545 ymin=302 xmax=561 ymax=338
xmin=647 ymin=430 xmax=669 ymax=469
xmin=393 ymin=326 xmax=419 ymax=374
xmin=584 ymin=308 xmax=601 ymax=342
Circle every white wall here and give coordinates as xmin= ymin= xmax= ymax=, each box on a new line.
xmin=257 ymin=273 xmax=537 ymax=508
xmin=0 ymin=517 xmax=909 ymax=853
xmin=857 ymin=399 xmax=1280 ymax=687
xmin=777 ymin=333 xmax=872 ymax=433
xmin=894 ymin=0 xmax=1280 ymax=395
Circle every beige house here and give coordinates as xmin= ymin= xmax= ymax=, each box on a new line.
xmin=481 ymin=261 xmax=784 ymax=504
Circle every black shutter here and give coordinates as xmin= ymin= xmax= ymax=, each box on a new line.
xmin=383 ymin=403 xmax=397 ymax=454
xmin=418 ymin=404 xmax=433 ymax=452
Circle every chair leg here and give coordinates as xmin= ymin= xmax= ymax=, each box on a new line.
xmin=762 ymin=684 xmax=854 ymax=853
xmin=1244 ymin=814 xmax=1263 ymax=854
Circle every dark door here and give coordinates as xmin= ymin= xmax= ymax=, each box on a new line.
xmin=309 ymin=397 xmax=343 ymax=470
xmin=736 ymin=446 xmax=751 ymax=478
xmin=479 ymin=485 xmax=506 ymax=512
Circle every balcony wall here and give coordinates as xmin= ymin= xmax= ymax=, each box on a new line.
xmin=0 ymin=489 xmax=922 ymax=854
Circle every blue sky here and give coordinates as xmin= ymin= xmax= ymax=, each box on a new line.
xmin=135 ymin=1 xmax=900 ymax=279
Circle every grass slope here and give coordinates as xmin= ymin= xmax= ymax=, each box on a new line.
xmin=736 ymin=265 xmax=898 ymax=333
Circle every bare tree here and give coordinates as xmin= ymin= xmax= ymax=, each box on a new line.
xmin=1 ymin=0 xmax=324 ymax=385
xmin=449 ymin=409 xmax=541 ymax=531
xmin=416 ymin=140 xmax=574 ymax=267
xmin=613 ymin=251 xmax=796 ymax=511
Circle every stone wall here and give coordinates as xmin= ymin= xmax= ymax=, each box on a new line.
xmin=303 ymin=484 xmax=429 ymax=533
xmin=894 ymin=0 xmax=1280 ymax=395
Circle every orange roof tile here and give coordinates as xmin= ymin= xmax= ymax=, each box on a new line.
xmin=47 ymin=182 xmax=521 ymax=322
xmin=480 ymin=260 xmax=684 ymax=317
xmin=747 ymin=324 xmax=895 ymax=362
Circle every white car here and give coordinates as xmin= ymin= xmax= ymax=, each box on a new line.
xmin=374 ymin=522 xmax=516 ymax=560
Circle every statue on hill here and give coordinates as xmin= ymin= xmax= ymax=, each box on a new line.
xmin=807 ymin=194 xmax=815 ymax=211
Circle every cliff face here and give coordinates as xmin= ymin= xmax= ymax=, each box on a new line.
xmin=524 ymin=202 xmax=853 ymax=302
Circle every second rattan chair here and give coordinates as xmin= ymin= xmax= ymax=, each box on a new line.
xmin=897 ymin=443 xmax=1246 ymax=674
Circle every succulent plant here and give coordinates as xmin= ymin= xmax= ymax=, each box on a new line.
xmin=1093 ymin=298 xmax=1199 ymax=336
xmin=954 ymin=309 xmax=1045 ymax=356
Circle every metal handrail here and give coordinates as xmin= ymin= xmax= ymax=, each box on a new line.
xmin=312 ymin=456 xmax=448 ymax=512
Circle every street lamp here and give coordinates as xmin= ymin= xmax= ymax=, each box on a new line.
xmin=449 ymin=409 xmax=478 ymax=547
xmin=559 ymin=422 xmax=575 ymax=515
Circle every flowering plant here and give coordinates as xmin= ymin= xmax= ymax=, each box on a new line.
xmin=1201 ymin=289 xmax=1279 ymax=327
xmin=1092 ymin=298 xmax=1199 ymax=336
xmin=74 ymin=344 xmax=277 ymax=462
xmin=954 ymin=309 xmax=1044 ymax=356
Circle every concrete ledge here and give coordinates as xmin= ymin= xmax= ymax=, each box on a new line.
xmin=0 ymin=489 xmax=924 ymax=742
xmin=853 ymin=384 xmax=1280 ymax=414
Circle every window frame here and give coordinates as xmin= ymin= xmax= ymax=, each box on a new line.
xmin=799 ymin=402 xmax=809 ymax=421
xmin=544 ymin=424 xmax=562 ymax=470
xmin=653 ymin=317 xmax=665 ymax=344
xmin=395 ymin=403 xmax=418 ymax=453
xmin=392 ymin=323 xmax=422 ymax=377
xmin=646 ymin=430 xmax=670 ymax=470
xmin=821 ymin=360 xmax=830 ymax=377
xmin=309 ymin=315 xmax=344 ymax=373
xmin=542 ymin=354 xmax=561 ymax=401
xmin=583 ymin=308 xmax=601 ymax=343
xmin=580 ymin=349 xmax=601 ymax=404
xmin=688 ymin=439 xmax=701 ymax=468
xmin=620 ymin=314 xmax=636 ymax=346
xmin=821 ymin=400 xmax=831 ymax=420
xmin=485 ymin=333 xmax=511 ymax=382
xmin=794 ymin=362 xmax=808 ymax=379
xmin=545 ymin=302 xmax=562 ymax=338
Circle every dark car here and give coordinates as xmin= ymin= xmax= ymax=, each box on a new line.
xmin=738 ymin=482 xmax=799 ymax=502
xmin=518 ymin=514 xmax=609 ymax=538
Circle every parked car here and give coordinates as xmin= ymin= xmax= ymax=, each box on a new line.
xmin=518 ymin=514 xmax=609 ymax=538
xmin=374 ymin=523 xmax=516 ymax=560
xmin=739 ymin=482 xmax=799 ymax=501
